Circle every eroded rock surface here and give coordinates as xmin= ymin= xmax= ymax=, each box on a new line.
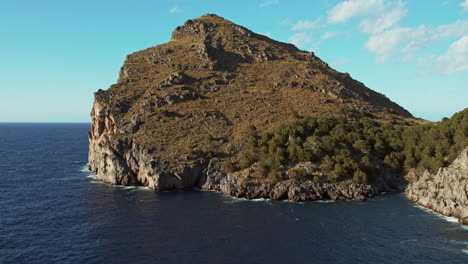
xmin=406 ymin=148 xmax=468 ymax=225
xmin=197 ymin=159 xmax=404 ymax=201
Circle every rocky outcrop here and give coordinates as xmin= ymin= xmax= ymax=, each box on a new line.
xmin=406 ymin=148 xmax=468 ymax=225
xmin=197 ymin=159 xmax=404 ymax=201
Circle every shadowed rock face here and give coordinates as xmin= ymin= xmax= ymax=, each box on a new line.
xmin=88 ymin=14 xmax=414 ymax=193
xmin=406 ymin=148 xmax=468 ymax=225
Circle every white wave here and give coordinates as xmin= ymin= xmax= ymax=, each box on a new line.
xmin=86 ymin=174 xmax=98 ymax=180
xmin=412 ymin=204 xmax=461 ymax=224
xmin=90 ymin=180 xmax=105 ymax=184
xmin=449 ymin=240 xmax=468 ymax=246
xmin=441 ymin=216 xmax=459 ymax=223
xmin=279 ymin=200 xmax=305 ymax=204
xmin=462 ymin=249 xmax=468 ymax=255
xmin=251 ymin=198 xmax=270 ymax=202
xmin=315 ymin=200 xmax=335 ymax=203
xmin=119 ymin=186 xmax=152 ymax=191
xmin=224 ymin=196 xmax=271 ymax=203
xmin=79 ymin=164 xmax=98 ymax=179
xmin=79 ymin=164 xmax=90 ymax=172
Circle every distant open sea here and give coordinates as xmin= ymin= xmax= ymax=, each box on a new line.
xmin=0 ymin=123 xmax=467 ymax=264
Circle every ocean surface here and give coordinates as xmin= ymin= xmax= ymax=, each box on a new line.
xmin=0 ymin=123 xmax=467 ymax=264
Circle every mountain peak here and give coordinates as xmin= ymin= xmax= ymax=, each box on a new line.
xmin=171 ymin=13 xmax=253 ymax=42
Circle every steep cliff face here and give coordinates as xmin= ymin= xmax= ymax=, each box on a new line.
xmin=88 ymin=14 xmax=415 ymax=194
xmin=88 ymin=92 xmax=207 ymax=189
xmin=406 ymin=148 xmax=468 ymax=225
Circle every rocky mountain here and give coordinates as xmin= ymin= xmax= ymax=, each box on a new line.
xmin=406 ymin=148 xmax=468 ymax=225
xmin=88 ymin=14 xmax=415 ymax=194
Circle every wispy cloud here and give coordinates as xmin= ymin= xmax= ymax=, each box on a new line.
xmin=288 ymin=32 xmax=312 ymax=49
xmin=327 ymin=0 xmax=386 ymax=24
xmin=284 ymin=0 xmax=468 ymax=74
xmin=365 ymin=20 xmax=468 ymax=62
xmin=260 ymin=0 xmax=279 ymax=8
xmin=365 ymin=26 xmax=426 ymax=62
xmin=170 ymin=5 xmax=183 ymax=14
xmin=461 ymin=0 xmax=468 ymax=11
xmin=321 ymin=31 xmax=338 ymax=40
xmin=421 ymin=36 xmax=468 ymax=74
xmin=358 ymin=2 xmax=407 ymax=34
xmin=291 ymin=18 xmax=322 ymax=31
xmin=327 ymin=0 xmax=406 ymax=34
xmin=324 ymin=0 xmax=468 ymax=74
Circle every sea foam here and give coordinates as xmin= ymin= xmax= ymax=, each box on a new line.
xmin=413 ymin=204 xmax=460 ymax=224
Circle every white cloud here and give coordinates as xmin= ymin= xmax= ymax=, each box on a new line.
xmin=461 ymin=0 xmax=468 ymax=11
xmin=321 ymin=31 xmax=338 ymax=40
xmin=260 ymin=0 xmax=279 ymax=8
xmin=433 ymin=36 xmax=468 ymax=74
xmin=327 ymin=0 xmax=407 ymax=34
xmin=288 ymin=32 xmax=312 ymax=49
xmin=365 ymin=26 xmax=427 ymax=62
xmin=431 ymin=20 xmax=468 ymax=40
xmin=365 ymin=20 xmax=468 ymax=62
xmin=359 ymin=2 xmax=407 ymax=34
xmin=291 ymin=18 xmax=322 ymax=31
xmin=289 ymin=0 xmax=467 ymax=74
xmin=170 ymin=5 xmax=183 ymax=14
xmin=327 ymin=0 xmax=386 ymax=23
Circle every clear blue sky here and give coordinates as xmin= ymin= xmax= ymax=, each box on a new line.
xmin=1 ymin=0 xmax=467 ymax=122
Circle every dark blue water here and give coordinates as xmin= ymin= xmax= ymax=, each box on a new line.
xmin=0 ymin=123 xmax=467 ymax=264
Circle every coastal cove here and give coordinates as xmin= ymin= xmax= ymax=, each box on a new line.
xmin=0 ymin=123 xmax=467 ymax=263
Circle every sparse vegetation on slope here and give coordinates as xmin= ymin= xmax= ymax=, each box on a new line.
xmin=233 ymin=109 xmax=467 ymax=184
xmin=93 ymin=14 xmax=414 ymax=170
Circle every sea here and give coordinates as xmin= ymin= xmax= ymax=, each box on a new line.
xmin=0 ymin=123 xmax=467 ymax=264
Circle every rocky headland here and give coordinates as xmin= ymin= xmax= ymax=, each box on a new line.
xmin=88 ymin=14 xmax=467 ymax=222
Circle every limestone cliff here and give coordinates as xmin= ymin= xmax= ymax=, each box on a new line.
xmin=88 ymin=94 xmax=207 ymax=189
xmin=406 ymin=148 xmax=468 ymax=225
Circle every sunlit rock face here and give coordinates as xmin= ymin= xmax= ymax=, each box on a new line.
xmin=406 ymin=148 xmax=468 ymax=225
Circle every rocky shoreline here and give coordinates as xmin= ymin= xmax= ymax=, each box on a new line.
xmin=88 ymin=100 xmax=407 ymax=202
xmin=88 ymin=100 xmax=467 ymax=224
xmin=198 ymin=159 xmax=408 ymax=201
xmin=406 ymin=148 xmax=468 ymax=225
